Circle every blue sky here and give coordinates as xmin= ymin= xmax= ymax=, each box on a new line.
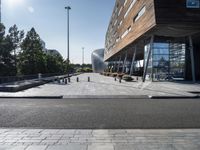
xmin=2 ymin=0 xmax=115 ymax=64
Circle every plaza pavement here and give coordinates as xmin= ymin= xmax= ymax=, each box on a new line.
xmin=0 ymin=129 xmax=200 ymax=150
xmin=0 ymin=73 xmax=199 ymax=98
xmin=0 ymin=73 xmax=200 ymax=149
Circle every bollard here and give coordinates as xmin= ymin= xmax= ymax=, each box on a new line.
xmin=88 ymin=77 xmax=90 ymax=82
xmin=136 ymin=76 xmax=139 ymax=81
xmin=114 ymin=77 xmax=117 ymax=81
xmin=62 ymin=78 xmax=65 ymax=83
xmin=38 ymin=73 xmax=42 ymax=81
xmin=77 ymin=77 xmax=79 ymax=82
xmin=68 ymin=78 xmax=71 ymax=83
xmin=65 ymin=79 xmax=68 ymax=84
xmin=119 ymin=77 xmax=122 ymax=83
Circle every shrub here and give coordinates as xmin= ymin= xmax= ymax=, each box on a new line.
xmin=111 ymin=73 xmax=118 ymax=77
xmin=122 ymin=75 xmax=133 ymax=82
xmin=106 ymin=72 xmax=111 ymax=76
xmin=117 ymin=73 xmax=125 ymax=78
xmin=102 ymin=72 xmax=106 ymax=76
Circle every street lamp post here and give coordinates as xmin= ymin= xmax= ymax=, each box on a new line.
xmin=0 ymin=0 xmax=2 ymax=23
xmin=65 ymin=6 xmax=71 ymax=76
xmin=82 ymin=47 xmax=84 ymax=66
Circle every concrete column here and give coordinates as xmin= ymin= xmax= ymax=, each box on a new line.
xmin=130 ymin=46 xmax=137 ymax=76
xmin=143 ymin=35 xmax=154 ymax=82
xmin=117 ymin=56 xmax=122 ymax=73
xmin=122 ymin=51 xmax=128 ymax=73
xmin=189 ymin=36 xmax=196 ymax=83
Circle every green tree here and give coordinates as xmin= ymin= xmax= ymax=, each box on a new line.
xmin=7 ymin=25 xmax=24 ymax=73
xmin=46 ymin=53 xmax=64 ymax=74
xmin=0 ymin=23 xmax=16 ymax=76
xmin=18 ymin=28 xmax=46 ymax=75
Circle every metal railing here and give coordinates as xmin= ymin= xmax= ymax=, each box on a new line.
xmin=0 ymin=73 xmax=64 ymax=84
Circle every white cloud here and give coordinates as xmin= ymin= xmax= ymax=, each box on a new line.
xmin=28 ymin=6 xmax=34 ymax=13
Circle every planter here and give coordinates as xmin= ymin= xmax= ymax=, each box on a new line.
xmin=122 ymin=75 xmax=133 ymax=82
xmin=117 ymin=73 xmax=125 ymax=78
xmin=111 ymin=73 xmax=118 ymax=77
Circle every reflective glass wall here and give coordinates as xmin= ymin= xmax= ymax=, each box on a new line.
xmin=144 ymin=42 xmax=186 ymax=81
xmin=91 ymin=49 xmax=107 ymax=73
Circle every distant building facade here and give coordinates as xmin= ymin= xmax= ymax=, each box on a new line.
xmin=46 ymin=49 xmax=62 ymax=57
xmin=91 ymin=49 xmax=107 ymax=73
xmin=105 ymin=0 xmax=200 ymax=82
xmin=40 ymin=40 xmax=62 ymax=57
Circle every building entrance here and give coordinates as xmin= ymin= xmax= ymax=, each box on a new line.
xmin=144 ymin=42 xmax=186 ymax=81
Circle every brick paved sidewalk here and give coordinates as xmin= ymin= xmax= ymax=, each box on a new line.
xmin=0 ymin=129 xmax=200 ymax=149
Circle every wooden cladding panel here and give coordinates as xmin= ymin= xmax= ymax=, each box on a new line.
xmin=105 ymin=0 xmax=156 ymax=61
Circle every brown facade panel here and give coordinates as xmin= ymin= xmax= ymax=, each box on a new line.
xmin=104 ymin=0 xmax=156 ymax=61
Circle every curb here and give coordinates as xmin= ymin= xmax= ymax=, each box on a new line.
xmin=149 ymin=95 xmax=199 ymax=99
xmin=0 ymin=96 xmax=63 ymax=99
xmin=63 ymin=95 xmax=149 ymax=99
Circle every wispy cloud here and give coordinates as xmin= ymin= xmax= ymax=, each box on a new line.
xmin=28 ymin=6 xmax=35 ymax=13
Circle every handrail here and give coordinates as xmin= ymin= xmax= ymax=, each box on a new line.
xmin=0 ymin=73 xmax=65 ymax=84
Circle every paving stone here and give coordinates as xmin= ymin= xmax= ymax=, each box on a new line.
xmin=46 ymin=145 xmax=87 ymax=150
xmin=88 ymin=144 xmax=114 ymax=150
xmin=174 ymin=144 xmax=200 ymax=150
xmin=26 ymin=146 xmax=47 ymax=150
xmin=0 ymin=146 xmax=27 ymax=150
xmin=114 ymin=144 xmax=137 ymax=150
xmin=75 ymin=130 xmax=92 ymax=135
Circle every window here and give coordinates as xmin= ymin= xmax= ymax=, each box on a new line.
xmin=124 ymin=0 xmax=137 ymax=18
xmin=114 ymin=20 xmax=117 ymax=26
xmin=186 ymin=0 xmax=200 ymax=8
xmin=134 ymin=6 xmax=146 ymax=22
xmin=124 ymin=0 xmax=128 ymax=6
xmin=118 ymin=21 xmax=123 ymax=28
xmin=118 ymin=7 xmax=123 ymax=16
xmin=116 ymin=37 xmax=120 ymax=43
xmin=121 ymin=26 xmax=131 ymax=39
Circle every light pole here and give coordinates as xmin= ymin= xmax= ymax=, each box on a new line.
xmin=82 ymin=47 xmax=84 ymax=66
xmin=65 ymin=6 xmax=71 ymax=76
xmin=0 ymin=0 xmax=2 ymax=23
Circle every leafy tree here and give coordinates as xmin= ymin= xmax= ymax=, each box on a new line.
xmin=0 ymin=23 xmax=16 ymax=76
xmin=18 ymin=28 xmax=46 ymax=75
xmin=46 ymin=53 xmax=64 ymax=74
xmin=7 ymin=25 xmax=24 ymax=71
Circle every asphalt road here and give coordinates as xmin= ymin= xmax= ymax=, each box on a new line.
xmin=0 ymin=98 xmax=200 ymax=129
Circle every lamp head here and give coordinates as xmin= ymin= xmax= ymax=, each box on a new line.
xmin=65 ymin=6 xmax=71 ymax=10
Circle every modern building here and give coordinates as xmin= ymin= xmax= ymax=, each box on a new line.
xmin=91 ymin=49 xmax=107 ymax=73
xmin=104 ymin=0 xmax=200 ymax=82
xmin=40 ymin=40 xmax=46 ymax=52
xmin=40 ymin=40 xmax=62 ymax=57
xmin=46 ymin=49 xmax=62 ymax=57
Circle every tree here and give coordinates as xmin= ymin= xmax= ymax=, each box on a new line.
xmin=0 ymin=23 xmax=16 ymax=76
xmin=7 ymin=25 xmax=24 ymax=72
xmin=46 ymin=53 xmax=64 ymax=74
xmin=18 ymin=28 xmax=46 ymax=75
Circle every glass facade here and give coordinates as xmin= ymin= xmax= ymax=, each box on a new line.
xmin=91 ymin=49 xmax=107 ymax=73
xmin=186 ymin=0 xmax=200 ymax=8
xmin=144 ymin=42 xmax=186 ymax=81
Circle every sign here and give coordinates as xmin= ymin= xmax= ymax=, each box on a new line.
xmin=187 ymin=0 xmax=200 ymax=8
